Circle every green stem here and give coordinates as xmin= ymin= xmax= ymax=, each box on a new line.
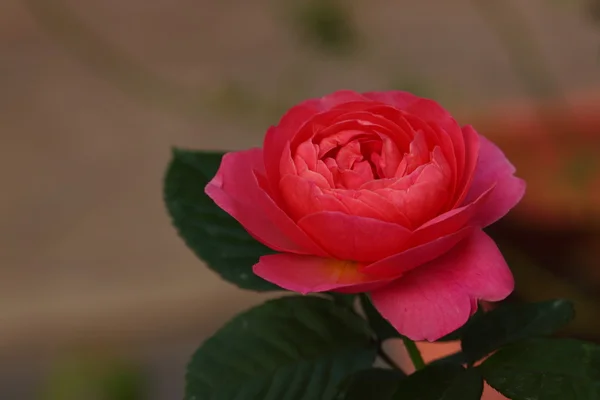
xmin=402 ymin=337 xmax=426 ymax=371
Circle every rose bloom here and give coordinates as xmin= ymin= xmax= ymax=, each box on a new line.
xmin=206 ymin=90 xmax=525 ymax=341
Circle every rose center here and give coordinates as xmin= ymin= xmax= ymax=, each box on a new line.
xmin=321 ymin=136 xmax=383 ymax=181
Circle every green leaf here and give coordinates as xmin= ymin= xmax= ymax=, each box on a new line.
xmin=429 ymin=352 xmax=469 ymax=368
xmin=163 ymin=149 xmax=279 ymax=291
xmin=435 ymin=308 xmax=484 ymax=342
xmin=335 ymin=368 xmax=405 ymax=400
xmin=481 ymin=338 xmax=600 ymax=400
xmin=185 ymin=296 xmax=377 ymax=400
xmin=461 ymin=299 xmax=575 ymax=363
xmin=325 ymin=293 xmax=357 ymax=311
xmin=359 ymin=294 xmax=401 ymax=341
xmin=392 ymin=364 xmax=483 ymax=400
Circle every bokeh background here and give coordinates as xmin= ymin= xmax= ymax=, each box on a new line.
xmin=2 ymin=0 xmax=600 ymax=398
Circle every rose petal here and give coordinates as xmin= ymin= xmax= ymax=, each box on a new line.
xmin=206 ymin=148 xmax=327 ymax=256
xmin=279 ymin=141 xmax=297 ymax=177
xmin=464 ymin=134 xmax=526 ymax=226
xmin=386 ymin=162 xmax=451 ymax=228
xmin=362 ymin=91 xmax=465 ymax=179
xmin=253 ymin=253 xmax=391 ymax=294
xmin=379 ymin=135 xmax=403 ymax=178
xmin=319 ymin=90 xmax=372 ymax=108
xmin=264 ymin=91 xmax=369 ymax=191
xmin=453 ymin=125 xmax=480 ymax=206
xmin=299 ymin=168 xmax=331 ymax=189
xmin=372 ymin=276 xmax=472 ymax=343
xmin=335 ymin=139 xmax=363 ymax=170
xmin=360 ymin=227 xmax=474 ymax=277
xmin=294 ymin=109 xmax=362 ymax=152
xmin=316 ymin=160 xmax=335 ymax=187
xmin=411 ymin=184 xmax=495 ymax=246
xmin=404 ymin=131 xmax=430 ymax=173
xmin=458 ymin=232 xmax=515 ymax=301
xmin=477 ymin=176 xmax=526 ymax=227
xmin=401 ymin=114 xmax=458 ymax=193
xmin=370 ymin=230 xmax=514 ymax=341
xmin=339 ymin=164 xmax=374 ymax=189
xmin=279 ymin=174 xmax=350 ymax=219
xmin=323 ymin=110 xmax=412 ymax=150
xmin=264 ymin=106 xmax=321 ymax=189
xmin=337 ymin=189 xmax=411 ymax=224
xmin=295 ymin=140 xmax=319 ymax=170
xmin=298 ymin=211 xmax=412 ymax=263
xmin=330 ymin=104 xmax=416 ymax=147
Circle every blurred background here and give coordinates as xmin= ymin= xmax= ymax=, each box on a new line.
xmin=1 ymin=0 xmax=600 ymax=398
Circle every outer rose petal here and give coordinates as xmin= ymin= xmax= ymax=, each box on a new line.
xmin=370 ymin=230 xmax=514 ymax=341
xmin=319 ymin=90 xmax=372 ymax=108
xmin=205 ymin=148 xmax=327 ymax=256
xmin=453 ymin=125 xmax=480 ymax=206
xmin=411 ymin=185 xmax=495 ymax=246
xmin=253 ymin=253 xmax=392 ymax=294
xmin=298 ymin=211 xmax=412 ymax=263
xmin=464 ymin=135 xmax=526 ymax=227
xmin=362 ymin=91 xmax=461 ymax=138
xmin=360 ymin=227 xmax=474 ymax=277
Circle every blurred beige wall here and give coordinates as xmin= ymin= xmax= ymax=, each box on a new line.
xmin=1 ymin=0 xmax=599 ymax=359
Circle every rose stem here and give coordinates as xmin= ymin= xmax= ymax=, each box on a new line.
xmin=402 ymin=336 xmax=426 ymax=371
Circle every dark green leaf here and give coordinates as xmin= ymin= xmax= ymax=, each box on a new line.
xmin=481 ymin=338 xmax=600 ymax=400
xmin=325 ymin=293 xmax=357 ymax=311
xmin=359 ymin=294 xmax=401 ymax=341
xmin=461 ymin=299 xmax=575 ymax=363
xmin=335 ymin=368 xmax=405 ymax=400
xmin=435 ymin=329 xmax=465 ymax=343
xmin=185 ymin=296 xmax=377 ymax=400
xmin=435 ymin=308 xmax=484 ymax=342
xmin=163 ymin=149 xmax=279 ymax=291
xmin=392 ymin=364 xmax=483 ymax=400
xmin=429 ymin=352 xmax=469 ymax=367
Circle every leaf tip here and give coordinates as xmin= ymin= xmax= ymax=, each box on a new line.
xmin=170 ymin=146 xmax=187 ymax=159
xmin=551 ymin=298 xmax=576 ymax=317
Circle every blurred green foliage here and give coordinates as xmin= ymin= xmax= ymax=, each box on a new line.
xmin=41 ymin=356 xmax=147 ymax=400
xmin=288 ymin=0 xmax=359 ymax=55
xmin=562 ymin=147 xmax=600 ymax=190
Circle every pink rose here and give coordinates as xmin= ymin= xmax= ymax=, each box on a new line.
xmin=206 ymin=90 xmax=525 ymax=341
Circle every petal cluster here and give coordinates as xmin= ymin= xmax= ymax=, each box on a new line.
xmin=206 ymin=90 xmax=525 ymax=341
